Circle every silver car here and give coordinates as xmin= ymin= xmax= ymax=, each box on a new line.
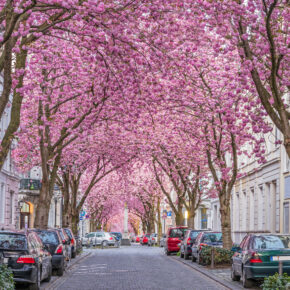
xmin=160 ymin=234 xmax=167 ymax=247
xmin=83 ymin=232 xmax=116 ymax=247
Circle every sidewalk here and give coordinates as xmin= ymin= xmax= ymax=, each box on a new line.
xmin=42 ymin=250 xmax=91 ymax=290
xmin=171 ymin=256 xmax=260 ymax=289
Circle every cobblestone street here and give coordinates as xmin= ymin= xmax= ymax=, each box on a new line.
xmin=47 ymin=245 xmax=229 ymax=290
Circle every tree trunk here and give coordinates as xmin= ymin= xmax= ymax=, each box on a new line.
xmin=61 ymin=183 xmax=71 ymax=227
xmin=286 ymin=139 xmax=290 ymax=160
xmin=175 ymin=210 xmax=184 ymax=226
xmin=71 ymin=208 xmax=79 ymax=236
xmin=220 ymin=200 xmax=232 ymax=250
xmin=188 ymin=210 xmax=196 ymax=229
xmin=34 ymin=182 xmax=51 ymax=229
xmin=157 ymin=198 xmax=162 ymax=244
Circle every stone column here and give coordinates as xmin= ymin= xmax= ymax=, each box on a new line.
xmin=121 ymin=202 xmax=131 ymax=246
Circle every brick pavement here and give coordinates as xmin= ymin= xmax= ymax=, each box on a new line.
xmin=48 ymin=245 xmax=228 ymax=290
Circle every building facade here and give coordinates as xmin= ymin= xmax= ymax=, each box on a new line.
xmin=19 ymin=167 xmax=62 ymax=229
xmin=0 ymin=95 xmax=20 ymax=230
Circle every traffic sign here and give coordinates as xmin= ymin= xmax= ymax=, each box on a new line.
xmin=167 ymin=211 xmax=172 ymax=217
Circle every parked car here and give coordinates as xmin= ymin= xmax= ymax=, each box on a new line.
xmin=148 ymin=233 xmax=158 ymax=246
xmin=74 ymin=234 xmax=83 ymax=254
xmin=83 ymin=231 xmax=116 ymax=247
xmin=141 ymin=234 xmax=151 ymax=245
xmin=64 ymin=228 xmax=77 ymax=258
xmin=191 ymin=231 xmax=222 ymax=263
xmin=110 ymin=232 xmax=122 ymax=242
xmin=180 ymin=230 xmax=203 ymax=260
xmin=56 ymin=228 xmax=72 ymax=261
xmin=231 ymin=234 xmax=290 ymax=288
xmin=165 ymin=226 xmax=188 ymax=255
xmin=32 ymin=229 xmax=68 ymax=277
xmin=0 ymin=230 xmax=52 ymax=290
xmin=160 ymin=234 xmax=166 ymax=247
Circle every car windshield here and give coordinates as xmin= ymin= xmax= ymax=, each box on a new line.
xmin=169 ymin=228 xmax=187 ymax=238
xmin=203 ymin=233 xmax=222 ymax=243
xmin=253 ymin=235 xmax=290 ymax=250
xmin=37 ymin=231 xmax=59 ymax=245
xmin=0 ymin=233 xmax=27 ymax=250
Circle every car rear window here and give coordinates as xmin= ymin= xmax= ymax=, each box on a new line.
xmin=169 ymin=228 xmax=187 ymax=238
xmin=0 ymin=233 xmax=27 ymax=250
xmin=37 ymin=231 xmax=59 ymax=245
xmin=190 ymin=231 xmax=201 ymax=239
xmin=253 ymin=235 xmax=290 ymax=250
xmin=202 ymin=233 xmax=222 ymax=243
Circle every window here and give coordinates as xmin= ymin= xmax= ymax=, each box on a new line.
xmin=284 ymin=202 xmax=289 ymax=233
xmin=285 ymin=177 xmax=290 ymax=199
xmin=0 ymin=233 xmax=27 ymax=250
xmin=201 ymin=208 xmax=207 ymax=229
xmin=0 ymin=184 xmax=5 ymax=223
xmin=10 ymin=191 xmax=14 ymax=224
xmin=38 ymin=231 xmax=59 ymax=245
xmin=253 ymin=235 xmax=290 ymax=250
xmin=169 ymin=228 xmax=187 ymax=238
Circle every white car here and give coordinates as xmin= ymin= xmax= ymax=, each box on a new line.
xmin=82 ymin=232 xmax=116 ymax=246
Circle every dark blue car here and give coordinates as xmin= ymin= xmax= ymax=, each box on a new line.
xmin=110 ymin=232 xmax=122 ymax=241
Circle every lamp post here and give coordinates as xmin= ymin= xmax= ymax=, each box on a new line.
xmin=121 ymin=202 xmax=131 ymax=246
xmin=162 ymin=210 xmax=167 ymax=234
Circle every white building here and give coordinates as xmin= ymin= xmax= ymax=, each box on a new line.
xmin=0 ymin=95 xmax=20 ymax=230
xmin=19 ymin=166 xmax=62 ymax=229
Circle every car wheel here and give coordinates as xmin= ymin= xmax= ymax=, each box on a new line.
xmin=102 ymin=241 xmax=108 ymax=247
xmin=231 ymin=264 xmax=240 ymax=281
xmin=29 ymin=267 xmax=41 ymax=290
xmin=57 ymin=265 xmax=64 ymax=277
xmin=43 ymin=265 xmax=52 ymax=282
xmin=242 ymin=268 xmax=253 ymax=288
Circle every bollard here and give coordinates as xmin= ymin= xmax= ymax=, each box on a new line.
xmin=279 ymin=261 xmax=283 ymax=276
xmin=211 ymin=247 xmax=215 ymax=269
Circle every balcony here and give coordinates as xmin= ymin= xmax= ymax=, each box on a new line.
xmin=20 ymin=179 xmax=42 ymax=191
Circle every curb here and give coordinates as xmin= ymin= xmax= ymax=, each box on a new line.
xmin=169 ymin=256 xmax=243 ymax=290
xmin=43 ymin=251 xmax=91 ymax=290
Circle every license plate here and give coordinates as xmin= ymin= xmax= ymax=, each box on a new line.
xmin=3 ymin=258 xmax=8 ymax=264
xmin=271 ymin=256 xmax=290 ymax=261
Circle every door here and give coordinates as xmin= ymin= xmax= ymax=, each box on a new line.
xmin=236 ymin=235 xmax=250 ymax=275
xmin=35 ymin=233 xmax=50 ymax=279
xmin=192 ymin=233 xmax=202 ymax=258
xmin=96 ymin=232 xmax=104 ymax=245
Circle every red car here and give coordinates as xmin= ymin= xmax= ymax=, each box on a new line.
xmin=165 ymin=226 xmax=188 ymax=255
xmin=141 ymin=234 xmax=150 ymax=245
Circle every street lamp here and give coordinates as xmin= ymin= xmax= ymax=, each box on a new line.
xmin=162 ymin=210 xmax=167 ymax=234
